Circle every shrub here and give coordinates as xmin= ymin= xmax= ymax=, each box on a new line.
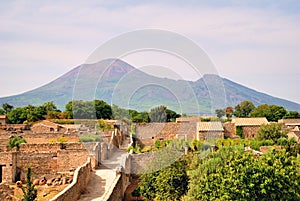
xmin=8 ymin=136 xmax=27 ymax=150
xmin=79 ymin=134 xmax=101 ymax=142
xmin=22 ymin=167 xmax=37 ymax=201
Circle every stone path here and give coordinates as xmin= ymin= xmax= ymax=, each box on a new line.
xmin=77 ymin=148 xmax=128 ymax=201
xmin=78 ymin=169 xmax=116 ymax=201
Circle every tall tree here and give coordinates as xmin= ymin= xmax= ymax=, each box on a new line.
xmin=94 ymin=99 xmax=112 ymax=119
xmin=251 ymin=104 xmax=288 ymax=121
xmin=234 ymin=100 xmax=255 ymax=117
xmin=284 ymin=111 xmax=300 ymax=119
xmin=224 ymin=106 xmax=234 ymax=119
xmin=215 ymin=109 xmax=225 ymax=118
xmin=149 ymin=105 xmax=167 ymax=122
xmin=2 ymin=103 xmax=14 ymax=114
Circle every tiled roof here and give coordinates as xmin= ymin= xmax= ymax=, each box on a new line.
xmin=278 ymin=119 xmax=300 ymax=125
xmin=176 ymin=117 xmax=199 ymax=123
xmin=232 ymin=118 xmax=268 ymax=126
xmin=0 ymin=115 xmax=6 ymax=119
xmin=198 ymin=122 xmax=224 ymax=131
xmin=32 ymin=120 xmax=58 ymax=128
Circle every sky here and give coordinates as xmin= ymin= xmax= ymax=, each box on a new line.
xmin=0 ymin=0 xmax=299 ymax=104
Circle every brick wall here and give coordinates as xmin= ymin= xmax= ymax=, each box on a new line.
xmin=49 ymin=158 xmax=92 ymax=201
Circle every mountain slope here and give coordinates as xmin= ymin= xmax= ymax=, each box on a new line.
xmin=0 ymin=59 xmax=299 ymax=114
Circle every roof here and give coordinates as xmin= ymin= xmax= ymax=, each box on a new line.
xmin=32 ymin=120 xmax=59 ymax=128
xmin=232 ymin=118 xmax=268 ymax=126
xmin=0 ymin=115 xmax=7 ymax=119
xmin=278 ymin=119 xmax=300 ymax=125
xmin=198 ymin=121 xmax=224 ymax=131
xmin=293 ymin=126 xmax=300 ymax=131
xmin=176 ymin=117 xmax=199 ymax=123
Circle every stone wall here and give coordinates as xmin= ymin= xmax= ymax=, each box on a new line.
xmin=223 ymin=122 xmax=235 ymax=138
xmin=57 ymin=150 xmax=89 ymax=173
xmin=0 ymin=152 xmax=13 ymax=182
xmin=242 ymin=126 xmax=260 ymax=139
xmin=49 ymin=158 xmax=92 ymax=201
xmin=23 ymin=132 xmax=79 ymax=144
xmin=135 ymin=122 xmax=197 ymax=146
xmin=105 ymin=155 xmax=131 ymax=201
xmin=130 ymin=152 xmax=156 ymax=175
xmin=17 ymin=152 xmax=58 ymax=180
xmin=198 ymin=131 xmax=224 ymax=140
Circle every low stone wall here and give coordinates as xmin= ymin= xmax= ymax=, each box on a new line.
xmin=49 ymin=157 xmax=92 ymax=201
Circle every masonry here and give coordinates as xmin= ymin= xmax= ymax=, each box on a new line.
xmin=0 ymin=143 xmax=92 ymax=182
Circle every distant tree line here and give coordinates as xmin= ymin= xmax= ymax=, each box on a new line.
xmin=215 ymin=100 xmax=300 ymax=121
xmin=1 ymin=101 xmax=180 ymax=124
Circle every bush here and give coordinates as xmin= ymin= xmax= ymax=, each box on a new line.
xmin=79 ymin=134 xmax=101 ymax=142
xmin=8 ymin=136 xmax=27 ymax=150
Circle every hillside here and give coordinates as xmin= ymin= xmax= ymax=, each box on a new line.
xmin=0 ymin=59 xmax=299 ymax=114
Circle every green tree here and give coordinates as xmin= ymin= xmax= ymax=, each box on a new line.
xmin=149 ymin=105 xmax=167 ymax=122
xmin=166 ymin=109 xmax=181 ymax=122
xmin=284 ymin=111 xmax=300 ymax=119
xmin=215 ymin=109 xmax=225 ymax=118
xmin=234 ymin=100 xmax=255 ymax=117
xmin=257 ymin=123 xmax=287 ymax=143
xmin=22 ymin=167 xmax=38 ymax=201
xmin=2 ymin=103 xmax=14 ymax=114
xmin=94 ymin=99 xmax=112 ymax=119
xmin=251 ymin=104 xmax=288 ymax=121
xmin=8 ymin=136 xmax=27 ymax=150
xmin=187 ymin=147 xmax=300 ymax=201
xmin=224 ymin=106 xmax=234 ymax=119
xmin=139 ymin=160 xmax=188 ymax=201
xmin=0 ymin=108 xmax=5 ymax=115
xmin=7 ymin=108 xmax=27 ymax=124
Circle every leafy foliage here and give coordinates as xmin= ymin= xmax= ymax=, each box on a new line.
xmin=187 ymin=147 xmax=300 ymax=201
xmin=139 ymin=160 xmax=188 ymax=201
xmin=215 ymin=109 xmax=225 ymax=118
xmin=234 ymin=100 xmax=255 ymax=117
xmin=8 ymin=136 xmax=27 ymax=150
xmin=251 ymin=104 xmax=288 ymax=121
xmin=79 ymin=134 xmax=101 ymax=142
xmin=149 ymin=105 xmax=167 ymax=122
xmin=257 ymin=123 xmax=287 ymax=143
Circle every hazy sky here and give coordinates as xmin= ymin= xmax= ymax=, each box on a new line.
xmin=0 ymin=1 xmax=299 ymax=103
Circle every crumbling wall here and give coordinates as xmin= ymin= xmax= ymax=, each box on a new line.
xmin=242 ymin=126 xmax=260 ymax=139
xmin=0 ymin=152 xmax=13 ymax=182
xmin=223 ymin=122 xmax=235 ymax=138
xmin=17 ymin=152 xmax=58 ymax=179
xmin=49 ymin=158 xmax=92 ymax=201
xmin=135 ymin=122 xmax=197 ymax=146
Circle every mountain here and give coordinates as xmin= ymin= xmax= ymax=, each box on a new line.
xmin=0 ymin=59 xmax=299 ymax=114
